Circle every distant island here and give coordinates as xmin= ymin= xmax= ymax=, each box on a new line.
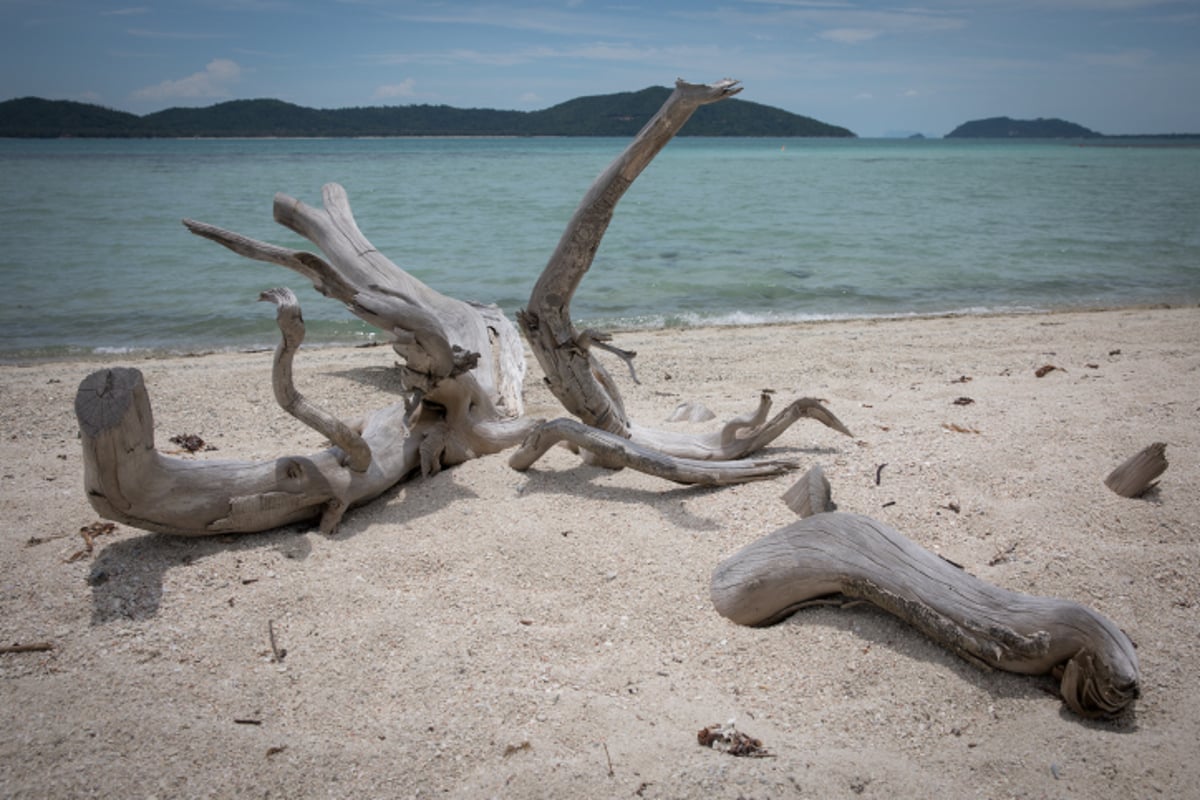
xmin=0 ymin=88 xmax=855 ymax=138
xmin=946 ymin=116 xmax=1102 ymax=138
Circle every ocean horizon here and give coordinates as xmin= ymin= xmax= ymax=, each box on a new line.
xmin=2 ymin=136 xmax=1197 ymax=361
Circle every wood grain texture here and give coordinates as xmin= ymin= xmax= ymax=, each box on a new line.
xmin=1105 ymin=442 xmax=1168 ymax=498
xmin=710 ymin=511 xmax=1140 ymax=717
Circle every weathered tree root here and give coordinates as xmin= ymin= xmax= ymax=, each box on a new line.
xmin=710 ymin=509 xmax=1140 ymax=718
xmin=75 ymin=366 xmax=416 ymax=535
xmin=631 ymin=393 xmax=852 ymax=461
xmin=75 ymin=287 xmax=536 ymax=535
xmin=77 ymin=77 xmax=851 ymax=535
xmin=519 ymin=78 xmax=745 ymax=439
xmin=509 ymin=418 xmax=798 ymax=485
xmin=515 ymin=78 xmax=851 ymax=479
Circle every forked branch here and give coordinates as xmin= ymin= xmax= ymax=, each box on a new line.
xmin=517 ymin=78 xmax=850 ymax=479
xmin=260 ymin=286 xmax=372 ymax=472
xmin=509 ymin=418 xmax=798 ymax=485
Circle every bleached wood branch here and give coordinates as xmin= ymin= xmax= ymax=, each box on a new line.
xmin=710 ymin=470 xmax=1141 ymax=718
xmin=517 ymin=79 xmax=850 ymax=479
xmin=509 ymin=418 xmax=799 ymax=485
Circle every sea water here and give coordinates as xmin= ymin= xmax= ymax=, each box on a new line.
xmin=1 ymin=136 xmax=1197 ymax=360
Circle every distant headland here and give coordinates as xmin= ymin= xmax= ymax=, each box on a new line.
xmin=946 ymin=116 xmax=1199 ymax=141
xmin=947 ymin=116 xmax=1100 ymax=138
xmin=0 ymin=88 xmax=855 ymax=139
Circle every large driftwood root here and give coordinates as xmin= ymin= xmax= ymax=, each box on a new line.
xmin=710 ymin=511 xmax=1140 ymax=717
xmin=79 ymin=77 xmax=850 ymax=534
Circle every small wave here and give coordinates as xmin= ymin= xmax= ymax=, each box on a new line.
xmin=582 ymin=304 xmax=1055 ymax=332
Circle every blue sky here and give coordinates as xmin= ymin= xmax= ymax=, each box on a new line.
xmin=2 ymin=0 xmax=1198 ymax=137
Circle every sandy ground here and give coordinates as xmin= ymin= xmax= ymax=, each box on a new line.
xmin=1 ymin=306 xmax=1198 ymax=799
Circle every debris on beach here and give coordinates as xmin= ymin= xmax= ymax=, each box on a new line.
xmin=988 ymin=542 xmax=1019 ymax=566
xmin=1035 ymin=364 xmax=1064 ymax=378
xmin=1105 ymin=442 xmax=1168 ymax=498
xmin=697 ymin=722 xmax=773 ymax=758
xmin=169 ymin=433 xmax=217 ymax=453
xmin=503 ymin=740 xmax=533 ymax=757
xmin=65 ymin=521 xmax=116 ymax=562
xmin=0 ymin=642 xmax=54 ymax=655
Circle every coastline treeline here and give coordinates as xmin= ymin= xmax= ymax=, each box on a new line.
xmin=0 ymin=87 xmax=855 ymax=138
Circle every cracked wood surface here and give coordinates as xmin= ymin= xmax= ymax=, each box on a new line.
xmin=710 ymin=509 xmax=1140 ymax=718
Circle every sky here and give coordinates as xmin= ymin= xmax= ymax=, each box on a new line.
xmin=2 ymin=0 xmax=1198 ymax=137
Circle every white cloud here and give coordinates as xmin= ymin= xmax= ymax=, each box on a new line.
xmin=820 ymin=28 xmax=881 ymax=44
xmin=374 ymin=79 xmax=417 ymax=100
xmin=132 ymin=59 xmax=241 ymax=101
xmin=101 ymin=7 xmax=150 ymax=16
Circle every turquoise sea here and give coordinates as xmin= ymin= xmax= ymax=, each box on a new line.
xmin=1 ymin=136 xmax=1198 ymax=360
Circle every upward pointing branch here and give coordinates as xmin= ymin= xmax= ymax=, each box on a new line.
xmin=518 ymin=79 xmax=742 ymax=436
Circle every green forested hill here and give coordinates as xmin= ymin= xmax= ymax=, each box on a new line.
xmin=0 ymin=88 xmax=855 ymax=138
xmin=945 ymin=116 xmax=1101 ymax=138
xmin=0 ymin=96 xmax=143 ymax=137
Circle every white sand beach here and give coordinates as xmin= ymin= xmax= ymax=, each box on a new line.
xmin=1 ymin=306 xmax=1197 ymax=798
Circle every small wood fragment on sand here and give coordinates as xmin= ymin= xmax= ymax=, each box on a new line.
xmin=1105 ymin=442 xmax=1168 ymax=498
xmin=267 ymin=620 xmax=287 ymax=662
xmin=1 ymin=642 xmax=54 ymax=655
xmin=781 ymin=464 xmax=835 ymax=518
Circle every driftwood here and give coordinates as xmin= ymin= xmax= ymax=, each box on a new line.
xmin=75 ymin=287 xmax=536 ymax=535
xmin=1104 ymin=442 xmax=1168 ymax=498
xmin=710 ymin=471 xmax=1140 ymax=718
xmin=75 ymin=78 xmax=849 ymax=536
xmin=516 ymin=79 xmax=850 ymax=471
xmin=779 ymin=462 xmax=836 ymax=517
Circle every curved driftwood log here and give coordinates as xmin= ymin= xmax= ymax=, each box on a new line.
xmin=518 ymin=79 xmax=850 ymax=477
xmin=76 ymin=365 xmax=413 ymax=535
xmin=710 ymin=511 xmax=1140 ymax=717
